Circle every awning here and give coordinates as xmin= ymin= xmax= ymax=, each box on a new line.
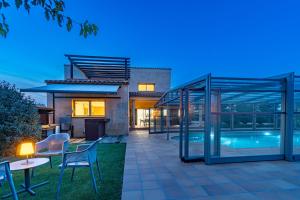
xmin=20 ymin=84 xmax=120 ymax=94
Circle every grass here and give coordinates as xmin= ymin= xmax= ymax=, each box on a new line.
xmin=1 ymin=143 xmax=126 ymax=200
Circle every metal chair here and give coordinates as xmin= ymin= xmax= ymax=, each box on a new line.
xmin=0 ymin=161 xmax=18 ymax=200
xmin=56 ymin=138 xmax=102 ymax=199
xmin=59 ymin=117 xmax=74 ymax=138
xmin=35 ymin=133 xmax=70 ymax=168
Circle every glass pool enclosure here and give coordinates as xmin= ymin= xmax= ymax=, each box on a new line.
xmin=150 ymin=73 xmax=300 ymax=164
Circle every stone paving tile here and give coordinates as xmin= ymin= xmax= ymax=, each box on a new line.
xmin=143 ymin=189 xmax=166 ymax=200
xmin=142 ymin=180 xmax=161 ymax=190
xmin=208 ymin=174 xmax=232 ymax=184
xmin=192 ymin=193 xmax=258 ymax=200
xmin=193 ymin=177 xmax=215 ymax=186
xmin=202 ymin=182 xmax=247 ymax=196
xmin=122 ymin=190 xmax=142 ymax=200
xmin=140 ymin=173 xmax=157 ymax=181
xmin=156 ymin=172 xmax=174 ymax=180
xmin=123 ymin=174 xmax=140 ymax=183
xmin=181 ymin=186 xmax=208 ymax=198
xmin=238 ymin=180 xmax=282 ymax=193
xmin=122 ymin=181 xmax=142 ymax=191
xmin=253 ymin=189 xmax=300 ymax=200
xmin=164 ymin=186 xmax=187 ymax=199
xmin=271 ymin=179 xmax=299 ymax=190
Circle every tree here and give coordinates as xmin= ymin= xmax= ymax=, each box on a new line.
xmin=0 ymin=81 xmax=41 ymax=156
xmin=0 ymin=0 xmax=98 ymax=38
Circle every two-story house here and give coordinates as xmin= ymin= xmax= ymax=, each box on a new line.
xmin=22 ymin=55 xmax=171 ymax=138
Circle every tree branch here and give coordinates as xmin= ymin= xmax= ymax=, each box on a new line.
xmin=0 ymin=0 xmax=98 ymax=38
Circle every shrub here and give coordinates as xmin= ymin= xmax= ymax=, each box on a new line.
xmin=0 ymin=81 xmax=41 ymax=156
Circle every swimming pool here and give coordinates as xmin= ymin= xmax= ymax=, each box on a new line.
xmin=171 ymin=131 xmax=300 ymax=148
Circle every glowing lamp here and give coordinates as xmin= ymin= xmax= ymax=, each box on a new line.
xmin=19 ymin=142 xmax=34 ymax=165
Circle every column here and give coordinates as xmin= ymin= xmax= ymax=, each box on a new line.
xmin=131 ymin=100 xmax=136 ymax=129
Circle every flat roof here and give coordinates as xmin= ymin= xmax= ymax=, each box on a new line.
xmin=21 ymin=84 xmax=120 ymax=94
xmin=45 ymin=79 xmax=128 ymax=85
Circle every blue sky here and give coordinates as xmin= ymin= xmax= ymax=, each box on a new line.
xmin=1 ymin=0 xmax=300 ymax=103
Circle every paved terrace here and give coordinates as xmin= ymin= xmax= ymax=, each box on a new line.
xmin=122 ymin=130 xmax=300 ymax=200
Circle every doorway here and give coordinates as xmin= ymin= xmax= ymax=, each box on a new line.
xmin=136 ymin=109 xmax=152 ymax=128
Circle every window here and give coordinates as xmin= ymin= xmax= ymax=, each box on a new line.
xmin=74 ymin=101 xmax=89 ymax=116
xmin=91 ymin=101 xmax=105 ymax=116
xmin=138 ymin=83 xmax=155 ymax=92
xmin=73 ymin=100 xmax=105 ymax=117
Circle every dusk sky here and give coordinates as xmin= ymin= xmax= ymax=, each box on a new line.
xmin=1 ymin=0 xmax=300 ymax=103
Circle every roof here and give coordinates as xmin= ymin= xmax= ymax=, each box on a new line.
xmin=21 ymin=84 xmax=120 ymax=94
xmin=129 ymin=92 xmax=164 ymax=98
xmin=45 ymin=79 xmax=128 ymax=85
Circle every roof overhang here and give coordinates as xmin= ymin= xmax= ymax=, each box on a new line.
xmin=20 ymin=84 xmax=120 ymax=94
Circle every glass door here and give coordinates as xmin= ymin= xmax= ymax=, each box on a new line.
xmin=136 ymin=109 xmax=151 ymax=128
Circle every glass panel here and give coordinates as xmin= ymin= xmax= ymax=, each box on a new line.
xmin=74 ymin=101 xmax=89 ymax=116
xmin=219 ymin=90 xmax=283 ymax=158
xmin=256 ymin=104 xmax=275 ymax=112
xmin=256 ymin=114 xmax=275 ymax=129
xmin=294 ymin=114 xmax=300 ymax=154
xmin=187 ymin=91 xmax=205 ymax=159
xmin=136 ymin=109 xmax=150 ymax=128
xmin=294 ymin=90 xmax=300 ymax=154
xmin=234 ymin=114 xmax=253 ymax=129
xmin=221 ymin=104 xmax=231 ymax=112
xmin=221 ymin=114 xmax=231 ymax=129
xmin=91 ymin=101 xmax=105 ymax=116
xmin=234 ymin=104 xmax=253 ymax=112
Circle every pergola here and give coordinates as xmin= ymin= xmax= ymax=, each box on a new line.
xmin=65 ymin=54 xmax=130 ymax=80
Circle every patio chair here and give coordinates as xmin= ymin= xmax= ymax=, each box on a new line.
xmin=56 ymin=138 xmax=102 ymax=198
xmin=59 ymin=117 xmax=74 ymax=138
xmin=35 ymin=133 xmax=70 ymax=168
xmin=0 ymin=161 xmax=18 ymax=200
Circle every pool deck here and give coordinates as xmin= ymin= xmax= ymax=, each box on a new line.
xmin=122 ymin=130 xmax=300 ymax=200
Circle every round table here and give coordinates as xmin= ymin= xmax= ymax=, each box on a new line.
xmin=4 ymin=158 xmax=49 ymax=198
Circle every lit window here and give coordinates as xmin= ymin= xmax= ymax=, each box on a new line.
xmin=138 ymin=83 xmax=155 ymax=92
xmin=73 ymin=100 xmax=105 ymax=117
xmin=91 ymin=101 xmax=105 ymax=116
xmin=74 ymin=101 xmax=89 ymax=116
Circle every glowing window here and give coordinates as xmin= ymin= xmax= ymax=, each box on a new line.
xmin=138 ymin=83 xmax=155 ymax=92
xmin=73 ymin=101 xmax=89 ymax=116
xmin=91 ymin=101 xmax=105 ymax=116
xmin=73 ymin=100 xmax=105 ymax=117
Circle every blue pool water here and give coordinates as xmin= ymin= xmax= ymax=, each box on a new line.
xmin=171 ymin=131 xmax=300 ymax=148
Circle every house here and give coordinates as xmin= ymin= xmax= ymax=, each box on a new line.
xmin=22 ymin=55 xmax=171 ymax=137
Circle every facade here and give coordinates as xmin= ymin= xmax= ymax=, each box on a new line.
xmin=129 ymin=67 xmax=171 ymax=129
xmin=23 ymin=55 xmax=171 ymax=137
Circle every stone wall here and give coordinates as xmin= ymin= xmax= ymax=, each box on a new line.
xmin=64 ymin=65 xmax=87 ymax=79
xmin=129 ymin=67 xmax=171 ymax=92
xmin=47 ymin=85 xmax=129 ymax=137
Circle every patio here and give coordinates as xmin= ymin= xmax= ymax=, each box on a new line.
xmin=122 ymin=130 xmax=300 ymax=200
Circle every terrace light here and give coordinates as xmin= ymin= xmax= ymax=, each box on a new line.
xmin=19 ymin=142 xmax=34 ymax=165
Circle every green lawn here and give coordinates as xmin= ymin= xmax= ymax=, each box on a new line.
xmin=1 ymin=143 xmax=126 ymax=200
